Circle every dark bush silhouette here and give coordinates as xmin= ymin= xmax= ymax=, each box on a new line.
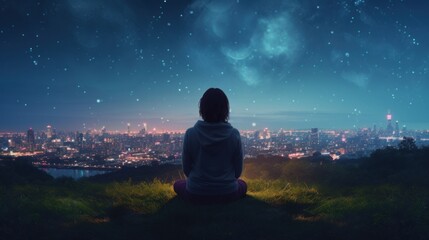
xmin=0 ymin=158 xmax=53 ymax=185
xmin=398 ymin=137 xmax=417 ymax=152
xmin=360 ymin=144 xmax=429 ymax=186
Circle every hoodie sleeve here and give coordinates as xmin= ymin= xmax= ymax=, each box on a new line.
xmin=182 ymin=129 xmax=193 ymax=177
xmin=233 ymin=130 xmax=243 ymax=178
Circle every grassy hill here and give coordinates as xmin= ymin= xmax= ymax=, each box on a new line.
xmin=1 ymin=147 xmax=429 ymax=240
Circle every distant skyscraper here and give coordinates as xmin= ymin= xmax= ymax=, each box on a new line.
xmin=139 ymin=122 xmax=147 ymax=136
xmin=253 ymin=130 xmax=260 ymax=139
xmin=277 ymin=128 xmax=286 ymax=137
xmin=162 ymin=133 xmax=170 ymax=143
xmin=27 ymin=128 xmax=35 ymax=151
xmin=127 ymin=123 xmax=131 ymax=136
xmin=46 ymin=125 xmax=52 ymax=139
xmin=395 ymin=121 xmax=400 ymax=137
xmin=8 ymin=139 xmax=15 ymax=148
xmin=76 ymin=131 xmax=84 ymax=149
xmin=402 ymin=125 xmax=407 ymax=133
xmin=386 ymin=112 xmax=394 ymax=135
xmin=310 ymin=128 xmax=319 ymax=150
xmin=259 ymin=128 xmax=271 ymax=139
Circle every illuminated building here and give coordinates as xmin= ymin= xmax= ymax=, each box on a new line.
xmin=259 ymin=128 xmax=271 ymax=139
xmin=127 ymin=123 xmax=131 ymax=136
xmin=386 ymin=113 xmax=394 ymax=135
xmin=139 ymin=123 xmax=147 ymax=136
xmin=27 ymin=128 xmax=35 ymax=151
xmin=76 ymin=132 xmax=84 ymax=149
xmin=8 ymin=139 xmax=15 ymax=148
xmin=395 ymin=121 xmax=400 ymax=137
xmin=46 ymin=125 xmax=52 ymax=139
xmin=162 ymin=133 xmax=170 ymax=143
xmin=253 ymin=130 xmax=260 ymax=139
xmin=402 ymin=125 xmax=407 ymax=133
xmin=310 ymin=128 xmax=319 ymax=150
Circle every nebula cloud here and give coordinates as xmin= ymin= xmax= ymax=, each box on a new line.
xmin=190 ymin=0 xmax=301 ymax=86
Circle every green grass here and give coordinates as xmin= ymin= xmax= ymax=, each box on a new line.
xmin=2 ymin=153 xmax=429 ymax=239
xmin=105 ymin=179 xmax=175 ymax=214
xmin=246 ymin=178 xmax=320 ymax=206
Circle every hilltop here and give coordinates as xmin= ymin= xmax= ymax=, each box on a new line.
xmin=1 ymin=145 xmax=429 ymax=240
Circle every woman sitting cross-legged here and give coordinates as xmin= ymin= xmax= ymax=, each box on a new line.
xmin=174 ymin=88 xmax=247 ymax=204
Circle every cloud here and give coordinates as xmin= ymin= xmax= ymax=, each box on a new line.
xmin=189 ymin=0 xmax=301 ymax=86
xmin=257 ymin=16 xmax=298 ymax=58
xmin=234 ymin=63 xmax=260 ymax=86
xmin=341 ymin=71 xmax=370 ymax=89
xmin=221 ymin=47 xmax=252 ymax=61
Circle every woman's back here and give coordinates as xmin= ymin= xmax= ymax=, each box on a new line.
xmin=183 ymin=120 xmax=243 ymax=195
xmin=174 ymin=88 xmax=247 ymax=203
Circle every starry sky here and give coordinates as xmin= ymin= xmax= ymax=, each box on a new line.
xmin=1 ymin=0 xmax=428 ymax=132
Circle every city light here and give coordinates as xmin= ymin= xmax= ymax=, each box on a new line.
xmin=2 ymin=113 xmax=429 ymax=172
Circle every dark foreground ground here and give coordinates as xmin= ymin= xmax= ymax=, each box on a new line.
xmin=1 ymin=146 xmax=429 ymax=240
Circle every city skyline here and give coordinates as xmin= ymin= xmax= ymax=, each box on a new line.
xmin=0 ymin=110 xmax=417 ymax=133
xmin=1 ymin=1 xmax=429 ymax=131
xmin=0 ymin=112 xmax=417 ymax=135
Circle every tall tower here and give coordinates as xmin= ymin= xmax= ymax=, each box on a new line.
xmin=386 ymin=112 xmax=393 ymax=135
xmin=260 ymin=128 xmax=271 ymax=139
xmin=46 ymin=125 xmax=52 ymax=139
xmin=27 ymin=128 xmax=35 ymax=151
xmin=395 ymin=121 xmax=400 ymax=137
xmin=76 ymin=131 xmax=84 ymax=149
xmin=139 ymin=122 xmax=147 ymax=136
xmin=127 ymin=123 xmax=131 ymax=136
xmin=310 ymin=128 xmax=319 ymax=150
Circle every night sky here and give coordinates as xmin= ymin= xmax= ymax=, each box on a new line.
xmin=1 ymin=0 xmax=428 ymax=132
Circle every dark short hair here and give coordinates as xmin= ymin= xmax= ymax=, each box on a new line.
xmin=199 ymin=88 xmax=230 ymax=123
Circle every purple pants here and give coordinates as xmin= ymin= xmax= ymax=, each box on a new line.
xmin=173 ymin=179 xmax=247 ymax=204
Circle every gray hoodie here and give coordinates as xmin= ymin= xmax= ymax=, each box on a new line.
xmin=183 ymin=120 xmax=243 ymax=195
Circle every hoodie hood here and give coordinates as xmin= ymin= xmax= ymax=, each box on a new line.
xmin=194 ymin=120 xmax=234 ymax=147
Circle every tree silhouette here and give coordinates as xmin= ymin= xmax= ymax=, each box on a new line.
xmin=398 ymin=137 xmax=417 ymax=152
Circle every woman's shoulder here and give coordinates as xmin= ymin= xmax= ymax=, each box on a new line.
xmin=229 ymin=127 xmax=241 ymax=141
xmin=185 ymin=126 xmax=198 ymax=137
xmin=231 ymin=127 xmax=240 ymax=135
xmin=185 ymin=127 xmax=194 ymax=134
